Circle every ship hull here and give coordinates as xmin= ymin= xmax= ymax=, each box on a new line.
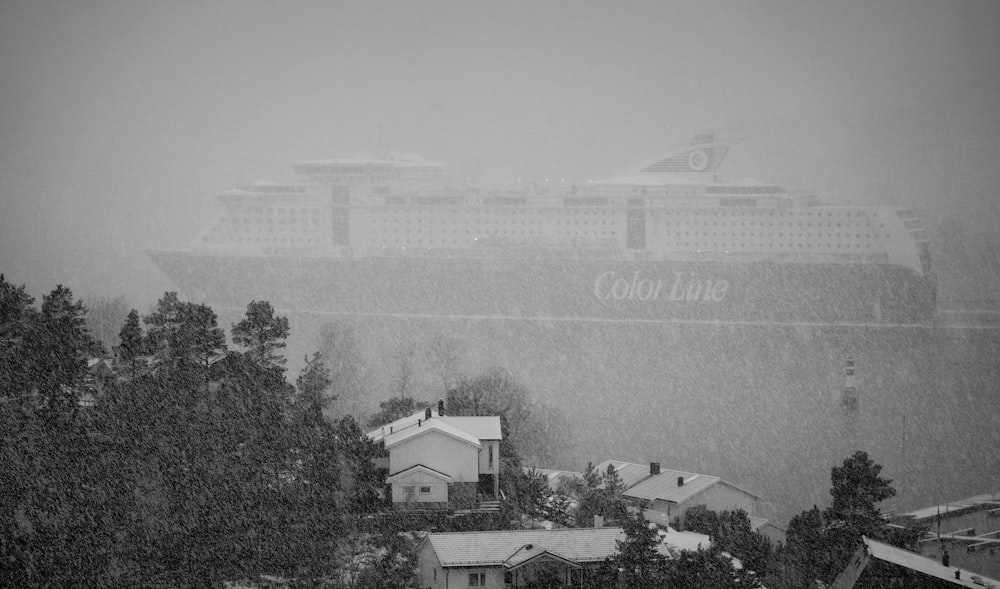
xmin=149 ymin=252 xmax=936 ymax=325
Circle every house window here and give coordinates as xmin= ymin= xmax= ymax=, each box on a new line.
xmin=489 ymin=444 xmax=494 ymax=469
xmin=569 ymin=569 xmax=584 ymax=588
xmin=419 ymin=486 xmax=431 ymax=495
xmin=403 ymin=486 xmax=415 ymax=495
xmin=469 ymin=572 xmax=486 ymax=586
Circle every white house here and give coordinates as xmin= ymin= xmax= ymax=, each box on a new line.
xmin=416 ymin=526 xmax=710 ymax=589
xmin=594 ymin=460 xmax=765 ymax=531
xmin=367 ymin=403 xmax=502 ymax=510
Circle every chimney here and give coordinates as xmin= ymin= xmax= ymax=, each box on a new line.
xmin=650 ymin=462 xmax=660 ymax=475
xmin=593 ymin=515 xmax=604 ymax=528
xmin=677 ymin=476 xmax=685 ymax=487
xmin=425 ymin=407 xmax=432 ymax=420
xmin=438 ymin=398 xmax=445 ymax=417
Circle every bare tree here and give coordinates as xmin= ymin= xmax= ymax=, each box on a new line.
xmin=427 ymin=333 xmax=465 ymax=392
xmin=83 ymin=295 xmax=130 ymax=354
xmin=315 ymin=321 xmax=369 ymax=417
xmin=391 ymin=340 xmax=417 ymax=399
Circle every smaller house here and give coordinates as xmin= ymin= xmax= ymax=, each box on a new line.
xmin=894 ymin=492 xmax=1000 ymax=580
xmin=416 ymin=526 xmax=710 ymax=589
xmin=595 ymin=460 xmax=767 ymax=533
xmin=367 ymin=401 xmax=502 ymax=511
xmin=831 ymin=536 xmax=1000 ymax=588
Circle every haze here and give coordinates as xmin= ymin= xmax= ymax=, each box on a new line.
xmin=2 ymin=0 xmax=999 ymax=305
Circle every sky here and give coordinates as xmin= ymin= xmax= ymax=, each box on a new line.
xmin=1 ymin=0 xmax=999 ymax=307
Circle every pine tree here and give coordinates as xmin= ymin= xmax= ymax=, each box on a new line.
xmin=144 ymin=291 xmax=183 ymax=365
xmin=0 ymin=275 xmax=38 ymax=400
xmin=615 ymin=510 xmax=669 ymax=588
xmin=232 ymin=300 xmax=289 ymax=368
xmin=117 ymin=308 xmax=144 ymax=376
xmin=145 ymin=293 xmax=225 ymax=378
xmin=176 ymin=302 xmax=226 ymax=373
xmin=576 ymin=462 xmax=629 ymax=526
xmin=660 ymin=546 xmax=765 ymax=588
xmin=822 ymin=451 xmax=897 ymax=584
xmin=296 ymin=352 xmax=333 ymax=428
xmin=36 ymin=285 xmax=101 ymax=418
xmin=826 ymin=450 xmax=895 ymax=526
xmin=333 ymin=416 xmax=387 ymax=513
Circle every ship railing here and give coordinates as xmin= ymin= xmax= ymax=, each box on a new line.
xmin=366 ymin=246 xmax=625 ymax=261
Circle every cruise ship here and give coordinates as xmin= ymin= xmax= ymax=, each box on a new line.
xmin=149 ymin=134 xmax=936 ymax=325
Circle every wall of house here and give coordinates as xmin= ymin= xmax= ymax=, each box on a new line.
xmin=389 ymin=431 xmax=479 ymax=483
xmin=444 ymin=566 xmax=506 ymax=589
xmin=391 ymin=481 xmax=448 ymax=505
xmin=415 ymin=544 xmax=506 ymax=589
xmin=477 ymin=440 xmax=500 ymax=474
xmin=416 ymin=541 xmax=444 ymax=589
xmin=676 ymin=483 xmax=758 ymax=524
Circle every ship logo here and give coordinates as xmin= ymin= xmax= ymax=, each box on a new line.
xmin=594 ymin=270 xmax=730 ymax=303
xmin=688 ymin=149 xmax=710 ymax=171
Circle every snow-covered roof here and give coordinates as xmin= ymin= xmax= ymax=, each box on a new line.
xmin=382 ymin=419 xmax=482 ymax=450
xmin=657 ymin=526 xmax=711 ymax=553
xmin=626 ymin=472 xmax=723 ymax=503
xmin=421 ymin=527 xmax=687 ymax=568
xmin=503 ymin=544 xmax=579 ymax=570
xmin=593 ymin=459 xmax=656 ymax=488
xmin=900 ymin=492 xmax=1000 ymax=522
xmin=863 ymin=536 xmax=1000 ymax=588
xmin=386 ymin=464 xmax=453 ymax=484
xmin=367 ymin=409 xmax=501 ymax=444
xmin=594 ymin=459 xmax=760 ymax=504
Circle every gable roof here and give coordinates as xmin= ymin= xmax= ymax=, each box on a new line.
xmin=503 ymin=545 xmax=580 ymax=570
xmin=440 ymin=416 xmax=502 ymax=440
xmin=863 ymin=536 xmax=1000 ymax=588
xmin=594 ymin=459 xmax=655 ymax=488
xmin=595 ymin=460 xmax=760 ymax=504
xmin=421 ymin=526 xmax=693 ymax=568
xmin=386 ymin=464 xmax=453 ymax=484
xmin=383 ymin=419 xmax=481 ymax=450
xmin=899 ymin=492 xmax=1000 ymax=522
xmin=626 ymin=472 xmax=722 ymax=503
xmin=367 ymin=409 xmax=502 ymax=444
xmin=423 ymin=528 xmax=627 ymax=568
